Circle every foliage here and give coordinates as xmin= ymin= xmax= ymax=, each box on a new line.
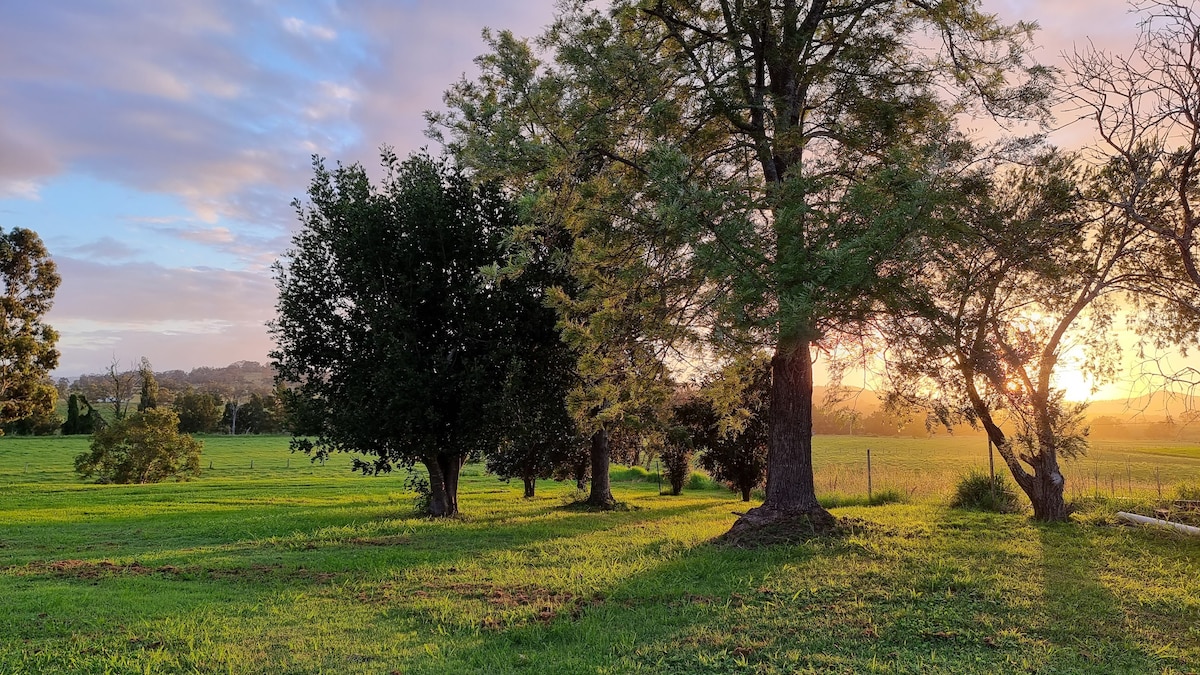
xmin=61 ymin=393 xmax=99 ymax=435
xmin=172 ymin=388 xmax=224 ymax=434
xmin=74 ymin=408 xmax=202 ymax=484
xmin=697 ymin=355 xmax=772 ymax=502
xmin=435 ymin=0 xmax=1051 ymax=529
xmin=874 ymin=151 xmax=1147 ymax=521
xmin=3 ymin=381 xmax=60 ymax=436
xmin=223 ymin=392 xmax=284 ymax=435
xmin=0 ymin=227 xmax=60 ymax=431
xmin=137 ymin=357 xmax=159 ymax=411
xmin=483 ymin=230 xmax=582 ymax=499
xmin=271 ymin=151 xmax=517 ymax=516
xmin=951 ymin=470 xmax=1022 ymax=513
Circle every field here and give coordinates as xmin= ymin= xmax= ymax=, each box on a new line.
xmin=1 ymin=435 xmax=1198 ymax=674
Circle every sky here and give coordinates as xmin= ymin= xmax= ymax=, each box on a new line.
xmin=0 ymin=0 xmax=1161 ymax=385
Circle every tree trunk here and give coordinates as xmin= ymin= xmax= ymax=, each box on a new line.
xmin=586 ymin=428 xmax=616 ymax=508
xmin=729 ymin=340 xmax=834 ymax=534
xmin=423 ymin=453 xmax=465 ymax=517
xmin=741 ymin=485 xmax=751 ymax=502
xmin=1024 ymin=447 xmax=1068 ymax=522
xmin=523 ymin=474 xmax=536 ymax=498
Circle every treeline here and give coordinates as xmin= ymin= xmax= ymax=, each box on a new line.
xmin=4 ymin=360 xmax=289 ymax=437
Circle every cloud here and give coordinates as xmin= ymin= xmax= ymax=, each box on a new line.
xmin=47 ymin=256 xmax=278 ymax=375
xmin=61 ymin=236 xmax=142 ymax=262
xmin=283 ymin=17 xmax=338 ymax=41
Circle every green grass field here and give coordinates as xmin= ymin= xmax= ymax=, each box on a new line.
xmin=1 ymin=435 xmax=1198 ymax=674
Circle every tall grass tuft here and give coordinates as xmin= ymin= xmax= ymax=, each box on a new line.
xmin=819 ymin=488 xmax=908 ymax=508
xmin=950 ymin=470 xmax=1021 ymax=513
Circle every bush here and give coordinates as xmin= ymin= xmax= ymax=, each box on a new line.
xmin=951 ymin=470 xmax=1021 ymax=513
xmin=686 ymin=471 xmax=714 ymax=491
xmin=74 ymin=408 xmax=202 ymax=484
xmin=660 ymin=445 xmax=693 ymax=495
xmin=1175 ymin=482 xmax=1200 ymax=501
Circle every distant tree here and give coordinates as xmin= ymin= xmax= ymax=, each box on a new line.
xmin=226 ymin=392 xmax=283 ymax=434
xmin=74 ymin=408 xmax=203 ymax=484
xmin=137 ymin=357 xmax=159 ymax=411
xmin=271 ymin=151 xmax=517 ymax=517
xmin=0 ymin=227 xmax=60 ymax=431
xmin=698 ymin=355 xmax=772 ymax=502
xmin=172 ymin=389 xmax=223 ymax=434
xmin=63 ymin=393 xmax=82 ymax=435
xmin=101 ymin=357 xmax=136 ymax=422
xmin=61 ymin=394 xmax=100 ymax=435
xmin=662 ymin=393 xmax=713 ymax=496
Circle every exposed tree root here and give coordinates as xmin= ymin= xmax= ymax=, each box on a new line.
xmin=720 ymin=504 xmax=841 ymax=548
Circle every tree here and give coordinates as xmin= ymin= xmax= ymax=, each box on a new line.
xmin=62 ymin=393 xmax=99 ymax=435
xmin=74 ymin=408 xmax=203 ymax=484
xmin=0 ymin=227 xmax=60 ymax=430
xmin=102 ymin=357 xmax=136 ymax=422
xmin=271 ymin=151 xmax=516 ymax=517
xmin=1065 ymin=0 xmax=1200 ymax=394
xmin=662 ymin=392 xmax=711 ymax=495
xmin=484 ymin=247 xmax=583 ymax=498
xmin=137 ymin=357 xmax=159 ymax=411
xmin=4 ymin=380 xmax=60 ymax=436
xmin=172 ymin=388 xmax=224 ymax=434
xmin=436 ymin=1 xmax=1048 ymax=532
xmin=698 ymin=354 xmax=772 ymax=503
xmin=876 ymin=151 xmax=1148 ymax=521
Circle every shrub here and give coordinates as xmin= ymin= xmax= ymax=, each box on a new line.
xmin=660 ymin=445 xmax=692 ymax=495
xmin=951 ymin=470 xmax=1021 ymax=513
xmin=74 ymin=408 xmax=202 ymax=484
xmin=404 ymin=470 xmax=432 ymax=514
xmin=686 ymin=471 xmax=713 ymax=491
xmin=1175 ymin=482 xmax=1200 ymax=501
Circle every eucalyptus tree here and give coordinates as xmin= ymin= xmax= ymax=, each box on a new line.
xmin=0 ymin=227 xmax=60 ymax=430
xmin=436 ymin=0 xmax=1048 ymax=530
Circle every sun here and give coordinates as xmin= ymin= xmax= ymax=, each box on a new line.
xmin=1053 ymin=364 xmax=1097 ymax=403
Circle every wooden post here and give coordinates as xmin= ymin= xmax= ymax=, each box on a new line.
xmin=988 ymin=437 xmax=996 ymax=504
xmin=1156 ymin=467 xmax=1162 ymax=499
xmin=866 ymin=448 xmax=872 ymax=500
xmin=286 ymin=458 xmax=291 ymax=469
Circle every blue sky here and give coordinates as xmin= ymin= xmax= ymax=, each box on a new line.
xmin=0 ymin=0 xmax=1145 ymax=378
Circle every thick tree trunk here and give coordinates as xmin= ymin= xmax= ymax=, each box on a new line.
xmin=423 ymin=453 xmax=465 ymax=517
xmin=586 ymin=428 xmax=616 ymax=508
xmin=1025 ymin=450 xmax=1068 ymax=522
xmin=522 ymin=474 xmax=536 ymax=498
xmin=741 ymin=485 xmax=751 ymax=502
xmin=729 ymin=340 xmax=834 ymax=535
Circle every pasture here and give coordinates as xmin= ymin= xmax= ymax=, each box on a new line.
xmin=1 ymin=434 xmax=1198 ymax=674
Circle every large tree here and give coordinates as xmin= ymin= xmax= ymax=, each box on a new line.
xmin=436 ymin=1 xmax=1047 ymax=531
xmin=0 ymin=227 xmax=60 ymax=430
xmin=271 ymin=151 xmax=516 ymax=517
xmin=876 ymin=151 xmax=1149 ymax=521
xmin=1065 ymin=0 xmax=1200 ymax=392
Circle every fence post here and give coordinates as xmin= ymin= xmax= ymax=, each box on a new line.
xmin=866 ymin=448 xmax=872 ymax=500
xmin=988 ymin=438 xmax=996 ymax=504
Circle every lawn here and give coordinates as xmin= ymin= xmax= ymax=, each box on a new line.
xmin=0 ymin=435 xmax=1198 ymax=674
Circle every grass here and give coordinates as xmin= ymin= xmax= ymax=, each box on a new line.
xmin=0 ymin=434 xmax=1198 ymax=673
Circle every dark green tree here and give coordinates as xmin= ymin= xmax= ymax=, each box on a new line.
xmin=0 ymin=227 xmax=60 ymax=430
xmin=484 ymin=238 xmax=582 ymax=498
xmin=63 ymin=393 xmax=82 ymax=435
xmin=74 ymin=408 xmax=203 ymax=484
xmin=698 ymin=355 xmax=772 ymax=503
xmin=271 ymin=151 xmax=517 ymax=517
xmin=137 ymin=357 xmax=159 ymax=412
xmin=172 ymin=388 xmax=223 ymax=434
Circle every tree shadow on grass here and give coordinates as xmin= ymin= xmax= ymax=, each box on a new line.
xmin=1036 ymin=521 xmax=1198 ymax=674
